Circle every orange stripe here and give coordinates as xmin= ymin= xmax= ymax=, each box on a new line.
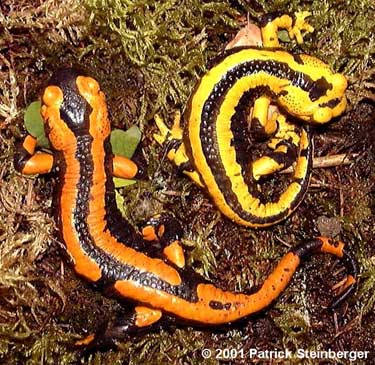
xmin=114 ymin=252 xmax=300 ymax=324
xmin=42 ymin=84 xmax=102 ymax=281
xmin=75 ymin=76 xmax=182 ymax=287
xmin=318 ymin=236 xmax=344 ymax=258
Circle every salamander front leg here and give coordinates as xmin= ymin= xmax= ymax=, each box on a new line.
xmin=76 ymin=306 xmax=162 ymax=350
xmin=14 ymin=135 xmax=54 ymax=175
xmin=154 ymin=112 xmax=204 ymax=187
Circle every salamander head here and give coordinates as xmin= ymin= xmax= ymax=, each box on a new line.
xmin=278 ymin=55 xmax=348 ymax=124
xmin=41 ymin=68 xmax=110 ymax=150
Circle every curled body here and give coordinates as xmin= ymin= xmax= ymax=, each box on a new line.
xmin=154 ymin=12 xmax=348 ymax=227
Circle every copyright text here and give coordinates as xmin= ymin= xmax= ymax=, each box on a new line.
xmin=201 ymin=347 xmax=369 ymax=362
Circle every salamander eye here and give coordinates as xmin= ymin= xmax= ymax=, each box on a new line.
xmin=43 ymin=86 xmax=63 ymax=107
xmin=332 ymin=73 xmax=347 ymax=93
xmin=313 ymin=107 xmax=332 ymax=124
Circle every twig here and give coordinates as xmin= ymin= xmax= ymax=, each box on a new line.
xmin=281 ymin=153 xmax=359 ymax=174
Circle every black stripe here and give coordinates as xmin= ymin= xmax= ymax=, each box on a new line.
xmin=230 ymin=88 xmax=268 ymax=203
xmin=51 ymin=69 xmax=208 ymax=304
xmin=50 ymin=68 xmax=89 ymax=134
xmin=209 ymin=300 xmax=232 ymax=310
xmin=319 ymin=98 xmax=341 ymax=109
xmin=102 ymin=137 xmax=145 ymax=251
xmin=291 ymin=238 xmax=323 ymax=259
xmin=292 ymin=53 xmax=305 ymax=65
xmin=309 ymin=77 xmax=332 ymax=102
xmin=198 ymin=60 xmax=313 ymax=224
xmin=71 ymin=132 xmax=204 ymax=302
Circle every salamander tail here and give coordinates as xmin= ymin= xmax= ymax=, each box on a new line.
xmin=290 ymin=236 xmax=358 ymax=308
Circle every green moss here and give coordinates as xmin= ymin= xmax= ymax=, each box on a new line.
xmin=273 ymin=304 xmax=310 ymax=341
xmin=359 ymin=259 xmax=375 ymax=315
xmin=184 ymin=213 xmax=221 ymax=278
xmin=82 ymin=0 xmax=239 ymax=123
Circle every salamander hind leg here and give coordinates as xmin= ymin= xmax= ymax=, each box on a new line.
xmin=249 ymin=96 xmax=278 ymax=141
xmin=250 ymin=113 xmax=304 ymax=180
xmin=260 ymin=11 xmax=314 ymax=47
xmin=76 ymin=306 xmax=163 ymax=350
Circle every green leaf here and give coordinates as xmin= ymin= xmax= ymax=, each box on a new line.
xmin=36 ymin=134 xmax=50 ymax=149
xmin=24 ymin=101 xmax=50 ymax=148
xmin=110 ymin=125 xmax=141 ymax=158
xmin=278 ymin=30 xmax=291 ymax=43
xmin=24 ymin=101 xmax=43 ymax=136
xmin=115 ymin=190 xmax=126 ymax=217
xmin=111 ymin=126 xmax=141 ymax=188
xmin=113 ymin=177 xmax=136 ymax=188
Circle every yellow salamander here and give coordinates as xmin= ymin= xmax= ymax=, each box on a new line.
xmin=154 ymin=11 xmax=347 ymax=227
